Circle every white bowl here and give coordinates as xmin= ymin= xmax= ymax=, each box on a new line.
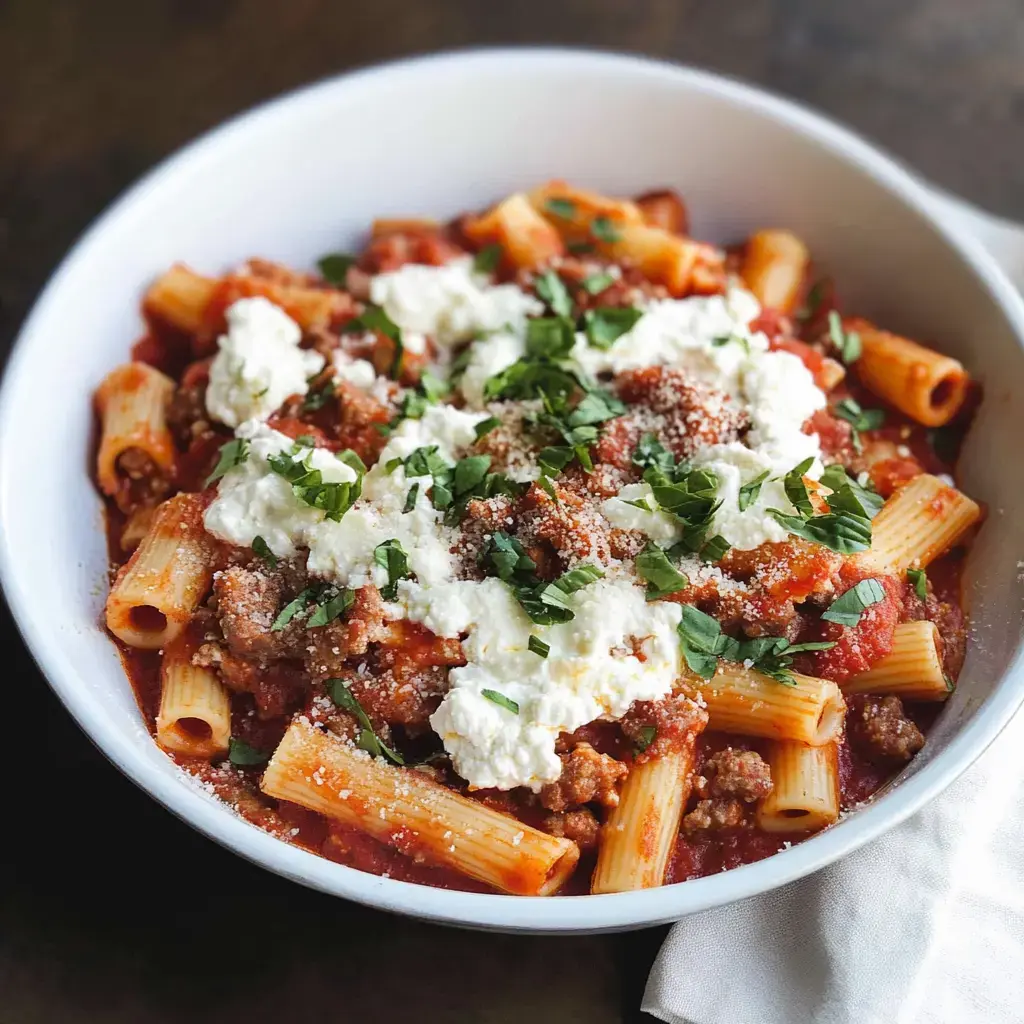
xmin=3 ymin=48 xmax=1024 ymax=933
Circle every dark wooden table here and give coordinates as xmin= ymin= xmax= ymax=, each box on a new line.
xmin=2 ymin=3 xmax=1022 ymax=1021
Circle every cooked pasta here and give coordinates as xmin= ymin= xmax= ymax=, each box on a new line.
xmin=91 ymin=180 xmax=980 ymax=895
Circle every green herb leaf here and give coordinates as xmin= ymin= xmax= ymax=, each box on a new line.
xmin=632 ymin=434 xmax=675 ymax=476
xmin=302 ymin=377 xmax=336 ymax=412
xmin=317 ymin=253 xmax=355 ymax=285
xmin=782 ymin=456 xmax=816 ymax=516
xmin=796 ymin=278 xmax=828 ymax=324
xmin=474 ymin=415 xmax=501 ymax=440
xmin=481 ymin=689 xmax=520 ymax=714
xmin=473 ymin=243 xmax=503 ymax=274
xmin=767 ymin=508 xmax=873 ymax=554
xmin=373 ymin=539 xmax=411 ymax=601
xmin=819 ymin=464 xmax=885 ymax=520
xmin=581 ymin=271 xmax=616 ymax=295
xmin=267 ymin=440 xmax=364 ymax=522
xmin=677 ymin=605 xmax=724 ymax=680
xmin=821 ymin=578 xmax=886 ymax=627
xmin=828 ymin=310 xmax=862 ymax=364
xmin=345 ymin=305 xmax=404 ymax=378
xmin=699 ymin=534 xmax=730 ymax=563
xmin=528 ymin=635 xmax=550 ymax=658
xmin=481 ymin=531 xmax=536 ymax=582
xmin=205 ymin=437 xmax=250 ymax=487
xmin=738 ymin=469 xmax=771 ymax=512
xmin=228 ymin=737 xmax=269 ymax=766
xmin=635 ymin=543 xmax=689 ymax=600
xmin=834 ymin=397 xmax=885 ymax=452
xmin=251 ymin=535 xmax=278 ymax=569
xmin=402 ymin=481 xmax=419 ymax=513
xmin=633 ymin=725 xmax=657 ymax=754
xmin=306 ymin=587 xmax=355 ymax=627
xmin=326 ymin=678 xmax=405 ymax=764
xmin=907 ymin=567 xmax=928 ymax=600
xmin=711 ymin=333 xmax=751 ymax=355
xmin=583 ymin=306 xmax=643 ymax=349
xmin=535 ymin=270 xmax=573 ymax=318
xmin=568 ymin=389 xmax=626 ymax=427
xmin=545 ymin=198 xmax=576 ymax=219
xmin=591 ymin=216 xmax=622 ymax=243
xmin=525 ymin=316 xmax=577 ymax=360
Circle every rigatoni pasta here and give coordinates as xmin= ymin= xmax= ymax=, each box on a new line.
xmin=91 ymin=180 xmax=981 ymax=896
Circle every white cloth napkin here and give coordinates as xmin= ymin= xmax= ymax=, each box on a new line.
xmin=644 ymin=196 xmax=1024 ymax=1024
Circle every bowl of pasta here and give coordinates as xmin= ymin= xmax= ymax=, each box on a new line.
xmin=3 ymin=48 xmax=1024 ymax=932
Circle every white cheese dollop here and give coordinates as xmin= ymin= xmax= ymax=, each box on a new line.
xmin=413 ymin=577 xmax=682 ymax=791
xmin=331 ymin=348 xmax=378 ymax=391
xmin=203 ymin=421 xmax=358 ymax=557
xmin=600 ymin=482 xmax=683 ymax=544
xmin=206 ymin=297 xmax=324 ymax=427
xmin=369 ymin=257 xmax=543 ymax=353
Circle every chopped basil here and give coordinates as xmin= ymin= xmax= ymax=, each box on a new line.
xmin=327 ymin=678 xmax=405 ymax=764
xmin=525 ymin=316 xmax=576 ymax=360
xmin=782 ymin=457 xmax=816 ymax=516
xmin=345 ymin=305 xmax=404 ymax=378
xmin=204 ymin=437 xmax=250 ymax=487
xmin=473 ymin=243 xmax=503 ymax=274
xmin=569 ymin=389 xmax=626 ymax=426
xmin=228 ymin=737 xmax=268 ymax=766
xmin=302 ymin=377 xmax=336 ymax=412
xmin=583 ymin=306 xmax=643 ymax=349
xmin=635 ymin=543 xmax=689 ymax=600
xmin=834 ymin=397 xmax=885 ymax=453
xmin=711 ymin=333 xmax=751 ymax=355
xmin=768 ymin=508 xmax=873 ymax=554
xmin=272 ymin=583 xmax=353 ymax=631
xmin=403 ymin=481 xmax=419 ymax=513
xmin=738 ymin=469 xmax=770 ymax=512
xmin=267 ymin=440 xmax=365 ymax=522
xmin=632 ymin=434 xmax=675 ymax=476
xmin=622 ymin=497 xmax=653 ymax=512
xmin=819 ymin=464 xmax=885 ymax=521
xmin=828 ymin=310 xmax=862 ymax=364
xmin=907 ymin=567 xmax=928 ymax=600
xmin=545 ymin=198 xmax=576 ymax=219
xmin=633 ymin=725 xmax=657 ymax=754
xmin=699 ymin=534 xmax=730 ymax=563
xmin=481 ymin=689 xmax=520 ymax=714
xmin=373 ymin=539 xmax=411 ymax=600
xmin=251 ymin=535 xmax=278 ymax=569
xmin=591 ymin=216 xmax=622 ymax=243
xmin=796 ymin=278 xmax=828 ymax=324
xmin=821 ymin=578 xmax=886 ymax=627
xmin=317 ymin=252 xmax=355 ymax=285
xmin=481 ymin=531 xmax=537 ymax=581
xmin=535 ymin=269 xmax=573 ymax=318
xmin=676 ymin=605 xmax=836 ymax=685
xmin=474 ymin=416 xmax=501 ymax=440
xmin=581 ymin=271 xmax=616 ymax=295
xmin=528 ymin=635 xmax=550 ymax=658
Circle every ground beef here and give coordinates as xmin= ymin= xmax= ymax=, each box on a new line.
xmin=303 ymin=586 xmax=393 ymax=680
xmin=215 ymin=564 xmax=310 ymax=659
xmin=539 ymin=742 xmax=628 ymax=812
xmin=540 ymin=809 xmax=601 ymax=850
xmin=619 ymin=693 xmax=709 ymax=763
xmin=682 ymin=748 xmax=772 ymax=834
xmin=517 ymin=481 xmax=618 ymax=571
xmin=194 ymin=643 xmax=307 ymax=719
xmin=695 ymin=748 xmax=773 ymax=802
xmin=683 ymin=798 xmax=746 ymax=832
xmin=359 ymin=228 xmax=466 ymax=273
xmin=455 ymin=495 xmax=516 ymax=576
xmin=848 ymin=695 xmax=925 ymax=766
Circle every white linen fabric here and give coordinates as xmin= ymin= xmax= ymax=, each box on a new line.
xmin=644 ymin=196 xmax=1024 ymax=1024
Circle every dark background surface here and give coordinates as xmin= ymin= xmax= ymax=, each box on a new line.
xmin=2 ymin=2 xmax=1022 ymax=1021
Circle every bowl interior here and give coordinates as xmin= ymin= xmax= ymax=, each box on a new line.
xmin=3 ymin=50 xmax=1024 ymax=932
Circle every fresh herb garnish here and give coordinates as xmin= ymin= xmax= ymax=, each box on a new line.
xmin=545 ymin=197 xmax=576 ymax=219
xmin=580 ymin=271 xmax=616 ymax=295
xmin=711 ymin=333 xmax=751 ymax=355
xmin=204 ymin=437 xmax=250 ymax=487
xmin=345 ymin=305 xmax=404 ymax=378
xmin=251 ymin=535 xmax=278 ymax=569
xmin=834 ymin=397 xmax=885 ymax=454
xmin=473 ymin=416 xmax=501 ymax=440
xmin=535 ymin=269 xmax=573 ymax=318
xmin=302 ymin=377 xmax=336 ymax=412
xmin=782 ymin=457 xmax=816 ymax=517
xmin=635 ymin=543 xmax=689 ymax=601
xmin=528 ymin=635 xmax=550 ymax=659
xmin=591 ymin=216 xmax=622 ymax=243
xmin=525 ymin=316 xmax=577 ymax=360
xmin=326 ymin=678 xmax=405 ymax=764
xmin=473 ymin=243 xmax=503 ymax=274
xmin=228 ymin=737 xmax=268 ymax=766
xmin=632 ymin=434 xmax=676 ymax=476
xmin=699 ymin=534 xmax=730 ymax=563
xmin=907 ymin=567 xmax=928 ymax=600
xmin=797 ymin=278 xmax=829 ymax=324
xmin=821 ymin=578 xmax=886 ymax=627
xmin=402 ymin=481 xmax=420 ymax=513
xmin=738 ymin=469 xmax=771 ymax=512
xmin=373 ymin=539 xmax=412 ymax=600
xmin=676 ymin=605 xmax=836 ymax=685
xmin=271 ymin=584 xmax=355 ymax=631
xmin=633 ymin=725 xmax=657 ymax=754
xmin=583 ymin=306 xmax=643 ymax=349
xmin=767 ymin=508 xmax=873 ymax=554
xmin=828 ymin=310 xmax=862 ymax=364
xmin=317 ymin=252 xmax=355 ymax=285
xmin=267 ymin=439 xmax=365 ymax=522
xmin=481 ymin=689 xmax=520 ymax=714
xmin=819 ymin=464 xmax=885 ymax=520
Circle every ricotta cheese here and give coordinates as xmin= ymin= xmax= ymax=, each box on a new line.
xmin=331 ymin=348 xmax=378 ymax=391
xmin=415 ymin=577 xmax=682 ymax=791
xmin=206 ymin=297 xmax=324 ymax=427
xmin=369 ymin=257 xmax=542 ymax=353
xmin=458 ymin=331 xmax=525 ymax=409
xmin=203 ymin=421 xmax=358 ymax=557
xmin=600 ymin=482 xmax=683 ymax=544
